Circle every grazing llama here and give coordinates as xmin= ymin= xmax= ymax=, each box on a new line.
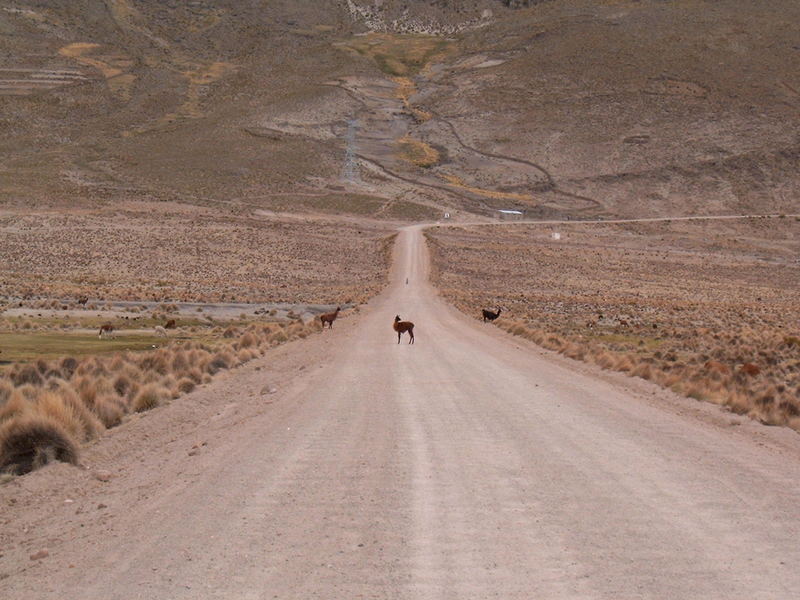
xmin=320 ymin=307 xmax=340 ymax=329
xmin=482 ymin=307 xmax=501 ymax=322
xmin=98 ymin=323 xmax=115 ymax=338
xmin=77 ymin=296 xmax=89 ymax=305
xmin=164 ymin=319 xmax=177 ymax=329
xmin=393 ymin=315 xmax=415 ymax=344
xmin=154 ymin=325 xmax=167 ymax=338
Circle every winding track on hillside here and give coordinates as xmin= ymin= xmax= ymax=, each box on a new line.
xmin=3 ymin=225 xmax=800 ymax=599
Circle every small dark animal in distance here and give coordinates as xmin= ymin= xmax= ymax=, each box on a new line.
xmin=98 ymin=323 xmax=114 ymax=338
xmin=77 ymin=296 xmax=88 ymax=305
xmin=482 ymin=308 xmax=501 ymax=322
xmin=320 ymin=307 xmax=340 ymax=329
xmin=164 ymin=319 xmax=177 ymax=329
xmin=394 ymin=315 xmax=414 ymax=344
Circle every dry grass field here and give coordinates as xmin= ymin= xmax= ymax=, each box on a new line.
xmin=0 ymin=202 xmax=395 ymax=305
xmin=0 ymin=316 xmax=324 ymax=476
xmin=427 ymin=217 xmax=800 ymax=429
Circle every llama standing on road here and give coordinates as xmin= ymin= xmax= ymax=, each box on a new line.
xmin=482 ymin=307 xmax=502 ymax=322
xmin=393 ymin=315 xmax=415 ymax=344
xmin=319 ymin=307 xmax=341 ymax=329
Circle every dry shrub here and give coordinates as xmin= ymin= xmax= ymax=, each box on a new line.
xmin=11 ymin=365 xmax=43 ymax=387
xmin=113 ymin=373 xmax=133 ymax=398
xmin=108 ymin=355 xmax=127 ymax=373
xmin=132 ymin=384 xmax=168 ymax=413
xmin=594 ymin=352 xmax=616 ymax=370
xmin=238 ymin=332 xmax=257 ymax=349
xmin=614 ymin=355 xmax=635 ymax=373
xmin=139 ymin=349 xmax=171 ymax=376
xmin=171 ymin=351 xmax=189 ymax=376
xmin=0 ymin=415 xmax=79 ymax=475
xmin=93 ymin=395 xmax=126 ymax=428
xmin=60 ymin=356 xmax=79 ymax=379
xmin=685 ymin=383 xmax=709 ymax=402
xmin=207 ymin=351 xmax=233 ymax=374
xmin=0 ymin=390 xmax=30 ymax=423
xmin=631 ymin=363 xmax=654 ymax=381
xmin=176 ymin=377 xmax=196 ymax=394
xmin=15 ymin=384 xmax=39 ymax=401
xmin=50 ymin=383 xmax=104 ymax=441
xmin=222 ymin=326 xmax=239 ymax=339
xmin=186 ymin=367 xmax=203 ymax=384
xmin=237 ymin=349 xmax=253 ymax=363
xmin=725 ymin=391 xmax=751 ymax=415
xmin=201 ymin=373 xmax=212 ymax=384
xmin=270 ymin=328 xmax=289 ymax=344
xmin=34 ymin=391 xmax=85 ymax=443
xmin=0 ymin=380 xmax=14 ymax=405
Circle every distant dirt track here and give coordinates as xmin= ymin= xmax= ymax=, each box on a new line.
xmin=3 ymin=225 xmax=800 ymax=598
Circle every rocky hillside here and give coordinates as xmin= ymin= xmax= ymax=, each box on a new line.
xmin=1 ymin=0 xmax=797 ymax=218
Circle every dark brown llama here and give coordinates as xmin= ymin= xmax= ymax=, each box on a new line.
xmin=319 ymin=307 xmax=340 ymax=329
xmin=482 ymin=307 xmax=501 ymax=322
xmin=393 ymin=315 xmax=414 ymax=344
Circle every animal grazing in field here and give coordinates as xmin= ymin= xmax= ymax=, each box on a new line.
xmin=77 ymin=296 xmax=88 ymax=305
xmin=393 ymin=315 xmax=415 ymax=344
xmin=738 ymin=362 xmax=761 ymax=377
xmin=98 ymin=323 xmax=115 ymax=338
xmin=482 ymin=307 xmax=502 ymax=322
xmin=319 ymin=307 xmax=340 ymax=329
xmin=164 ymin=319 xmax=177 ymax=329
xmin=154 ymin=325 xmax=167 ymax=337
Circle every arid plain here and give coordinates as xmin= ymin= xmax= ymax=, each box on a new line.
xmin=1 ymin=1 xmax=799 ymax=597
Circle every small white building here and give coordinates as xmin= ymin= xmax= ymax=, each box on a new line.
xmin=497 ymin=209 xmax=524 ymax=221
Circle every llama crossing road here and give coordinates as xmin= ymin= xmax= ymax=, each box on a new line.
xmin=6 ymin=226 xmax=800 ymax=599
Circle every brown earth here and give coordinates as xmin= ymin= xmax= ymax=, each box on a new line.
xmin=0 ymin=202 xmax=395 ymax=305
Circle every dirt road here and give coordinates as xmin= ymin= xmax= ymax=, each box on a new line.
xmin=3 ymin=226 xmax=800 ymax=598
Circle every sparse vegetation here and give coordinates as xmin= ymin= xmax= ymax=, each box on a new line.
xmin=0 ymin=319 xmax=323 ymax=475
xmin=427 ymin=219 xmax=800 ymax=430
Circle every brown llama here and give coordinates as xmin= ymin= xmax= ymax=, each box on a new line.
xmin=164 ymin=318 xmax=177 ymax=329
xmin=482 ymin=307 xmax=501 ymax=322
xmin=319 ymin=307 xmax=340 ymax=329
xmin=393 ymin=315 xmax=414 ymax=344
xmin=98 ymin=323 xmax=115 ymax=338
xmin=77 ymin=296 xmax=88 ymax=305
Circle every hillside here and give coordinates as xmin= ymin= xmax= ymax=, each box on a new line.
xmin=1 ymin=0 xmax=798 ymax=218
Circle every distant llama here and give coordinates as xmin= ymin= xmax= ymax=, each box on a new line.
xmin=393 ymin=315 xmax=415 ymax=344
xmin=320 ymin=307 xmax=340 ymax=329
xmin=482 ymin=307 xmax=501 ymax=322
xmin=98 ymin=323 xmax=115 ymax=338
xmin=154 ymin=325 xmax=167 ymax=338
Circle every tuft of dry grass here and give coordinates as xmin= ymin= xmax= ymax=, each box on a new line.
xmin=176 ymin=377 xmax=196 ymax=394
xmin=0 ymin=415 xmax=79 ymax=475
xmin=132 ymin=384 xmax=168 ymax=413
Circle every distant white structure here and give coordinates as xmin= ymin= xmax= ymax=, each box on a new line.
xmin=551 ymin=232 xmax=561 ymax=240
xmin=497 ymin=209 xmax=523 ymax=221
xmin=444 ymin=212 xmax=450 ymax=219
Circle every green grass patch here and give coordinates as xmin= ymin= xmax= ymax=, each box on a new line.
xmin=0 ymin=332 xmax=167 ymax=363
